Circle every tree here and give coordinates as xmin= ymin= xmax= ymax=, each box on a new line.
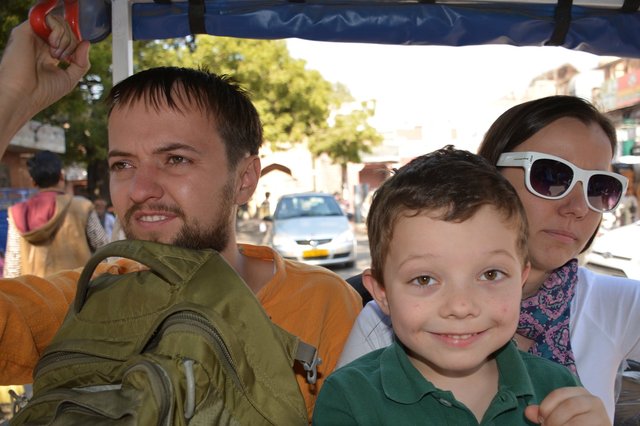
xmin=0 ymin=1 xmax=27 ymax=48
xmin=309 ymin=100 xmax=382 ymax=190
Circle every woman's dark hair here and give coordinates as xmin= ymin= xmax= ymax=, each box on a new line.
xmin=478 ymin=95 xmax=617 ymax=164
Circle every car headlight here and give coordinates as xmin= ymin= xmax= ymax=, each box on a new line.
xmin=334 ymin=229 xmax=355 ymax=244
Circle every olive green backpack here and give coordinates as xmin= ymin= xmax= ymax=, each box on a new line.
xmin=11 ymin=240 xmax=319 ymax=425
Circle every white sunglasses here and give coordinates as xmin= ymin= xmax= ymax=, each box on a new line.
xmin=497 ymin=151 xmax=628 ymax=213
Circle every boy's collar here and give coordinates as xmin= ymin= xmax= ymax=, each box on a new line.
xmin=380 ymin=340 xmax=535 ymax=405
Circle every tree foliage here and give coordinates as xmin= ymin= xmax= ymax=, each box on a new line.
xmin=0 ymin=0 xmax=27 ymax=48
xmin=309 ymin=101 xmax=382 ymax=188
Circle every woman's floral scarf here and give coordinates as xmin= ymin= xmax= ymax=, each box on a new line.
xmin=517 ymin=259 xmax=578 ymax=375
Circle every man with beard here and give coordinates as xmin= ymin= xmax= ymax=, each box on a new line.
xmin=0 ymin=18 xmax=362 ymax=419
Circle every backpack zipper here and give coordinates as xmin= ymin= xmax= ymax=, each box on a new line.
xmin=123 ymin=359 xmax=173 ymax=425
xmin=148 ymin=311 xmax=243 ymax=391
xmin=34 ymin=352 xmax=112 ymax=379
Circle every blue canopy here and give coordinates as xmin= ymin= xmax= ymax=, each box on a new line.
xmin=101 ymin=0 xmax=640 ymax=82
xmin=125 ymin=1 xmax=640 ymax=58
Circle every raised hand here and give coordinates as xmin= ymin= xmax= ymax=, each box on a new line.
xmin=0 ymin=16 xmax=91 ymax=152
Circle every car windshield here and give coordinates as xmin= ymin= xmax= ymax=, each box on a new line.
xmin=274 ymin=195 xmax=344 ymax=219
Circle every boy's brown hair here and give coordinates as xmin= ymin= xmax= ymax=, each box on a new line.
xmin=366 ymin=145 xmax=529 ymax=286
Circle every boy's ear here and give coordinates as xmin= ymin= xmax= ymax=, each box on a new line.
xmin=236 ymin=155 xmax=260 ymax=205
xmin=521 ymin=261 xmax=531 ymax=289
xmin=363 ymin=268 xmax=390 ymax=316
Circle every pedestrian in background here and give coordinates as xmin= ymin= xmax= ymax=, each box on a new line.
xmin=259 ymin=191 xmax=271 ymax=218
xmin=93 ymin=197 xmax=116 ymax=241
xmin=4 ymin=150 xmax=108 ymax=277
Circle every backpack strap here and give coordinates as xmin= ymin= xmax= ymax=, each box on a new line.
xmin=73 ymin=240 xmax=205 ymax=313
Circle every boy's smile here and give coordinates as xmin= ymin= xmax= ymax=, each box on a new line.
xmin=370 ymin=205 xmax=529 ymax=387
xmin=433 ymin=332 xmax=484 ymax=348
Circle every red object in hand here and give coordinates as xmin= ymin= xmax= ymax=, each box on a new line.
xmin=29 ymin=0 xmax=81 ymax=41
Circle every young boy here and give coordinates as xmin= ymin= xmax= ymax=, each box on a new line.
xmin=313 ymin=146 xmax=607 ymax=425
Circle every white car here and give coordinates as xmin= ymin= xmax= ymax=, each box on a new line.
xmin=266 ymin=192 xmax=357 ymax=268
xmin=585 ymin=221 xmax=640 ymax=279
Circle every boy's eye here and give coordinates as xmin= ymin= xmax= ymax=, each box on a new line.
xmin=480 ymin=270 xmax=505 ymax=281
xmin=410 ymin=275 xmax=436 ymax=287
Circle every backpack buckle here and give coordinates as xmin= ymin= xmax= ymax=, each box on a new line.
xmin=295 ymin=340 xmax=322 ymax=385
xmin=302 ymin=351 xmax=322 ymax=385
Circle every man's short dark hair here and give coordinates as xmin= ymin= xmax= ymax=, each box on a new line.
xmin=106 ymin=66 xmax=263 ymax=170
xmin=27 ymin=150 xmax=62 ymax=188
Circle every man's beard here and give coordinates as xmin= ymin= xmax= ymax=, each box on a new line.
xmin=121 ymin=178 xmax=236 ymax=252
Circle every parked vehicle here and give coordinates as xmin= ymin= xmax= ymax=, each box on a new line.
xmin=265 ymin=193 xmax=357 ymax=268
xmin=585 ymin=221 xmax=640 ymax=279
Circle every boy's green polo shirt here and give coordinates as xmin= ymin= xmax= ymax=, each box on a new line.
xmin=312 ymin=340 xmax=580 ymax=425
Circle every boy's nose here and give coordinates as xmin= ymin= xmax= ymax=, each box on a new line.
xmin=439 ymin=285 xmax=481 ymax=319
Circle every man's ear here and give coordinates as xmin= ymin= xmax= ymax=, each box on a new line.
xmin=236 ymin=155 xmax=260 ymax=205
xmin=363 ymin=268 xmax=390 ymax=316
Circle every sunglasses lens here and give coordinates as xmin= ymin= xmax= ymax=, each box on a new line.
xmin=588 ymin=175 xmax=624 ymax=212
xmin=530 ymin=159 xmax=573 ymax=198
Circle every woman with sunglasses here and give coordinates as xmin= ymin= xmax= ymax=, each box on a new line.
xmin=477 ymin=95 xmax=640 ymax=422
xmin=337 ymin=95 xmax=640 ymax=423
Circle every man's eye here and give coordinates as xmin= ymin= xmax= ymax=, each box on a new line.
xmin=410 ymin=275 xmax=435 ymax=287
xmin=109 ymin=161 xmax=130 ymax=171
xmin=167 ymin=155 xmax=189 ymax=165
xmin=480 ymin=270 xmax=505 ymax=281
